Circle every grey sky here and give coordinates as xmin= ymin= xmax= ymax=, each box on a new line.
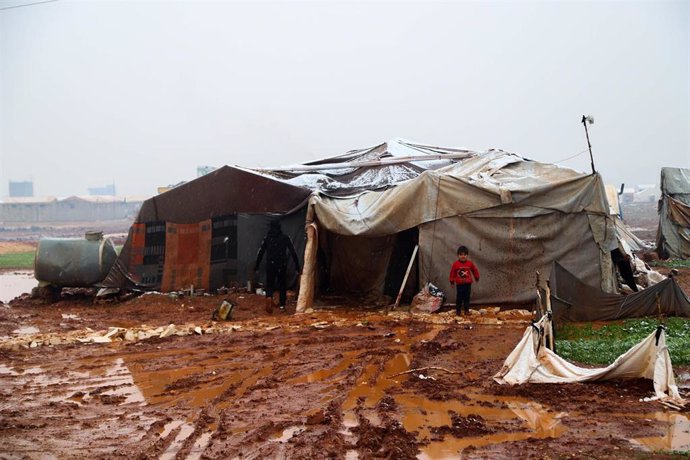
xmin=1 ymin=0 xmax=688 ymax=197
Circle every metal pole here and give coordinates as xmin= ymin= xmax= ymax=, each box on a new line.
xmin=581 ymin=115 xmax=596 ymax=174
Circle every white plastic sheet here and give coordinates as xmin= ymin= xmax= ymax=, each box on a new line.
xmin=494 ymin=315 xmax=683 ymax=404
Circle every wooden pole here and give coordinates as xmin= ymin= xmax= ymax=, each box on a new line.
xmin=296 ymin=200 xmax=318 ymax=313
xmin=544 ymin=280 xmax=554 ymax=351
xmin=535 ymin=271 xmax=543 ymax=319
xmin=393 ymin=244 xmax=418 ymax=310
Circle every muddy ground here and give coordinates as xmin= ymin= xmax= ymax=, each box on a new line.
xmin=3 ymin=203 xmax=690 ymax=459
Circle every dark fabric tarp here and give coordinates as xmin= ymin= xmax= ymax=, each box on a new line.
xmin=102 ymin=166 xmax=310 ymax=291
xmin=137 ymin=166 xmax=311 ymax=223
xmin=551 ymin=262 xmax=690 ymax=322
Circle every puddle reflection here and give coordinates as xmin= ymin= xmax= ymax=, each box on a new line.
xmin=160 ymin=422 xmax=195 ymax=460
xmin=270 ymin=425 xmax=305 ymax=442
xmin=631 ymin=412 xmax=690 ymax=452
xmin=396 ymin=393 xmax=566 ymax=459
xmin=0 ymin=270 xmax=36 ymax=303
xmin=288 ymin=350 xmax=360 ymax=384
xmin=339 ymin=326 xmax=442 ymax=429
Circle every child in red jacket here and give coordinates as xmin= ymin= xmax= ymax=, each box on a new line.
xmin=449 ymin=245 xmax=480 ymax=315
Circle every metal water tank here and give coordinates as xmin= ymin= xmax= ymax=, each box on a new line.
xmin=34 ymin=232 xmax=118 ymax=287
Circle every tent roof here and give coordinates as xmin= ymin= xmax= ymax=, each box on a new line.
xmin=661 ymin=167 xmax=690 ymax=196
xmin=135 ymin=165 xmax=311 ymax=224
xmin=305 ymin=149 xmax=609 ymax=237
xmin=255 ymin=138 xmax=467 ymax=197
xmin=254 ymin=138 xmax=586 ymax=198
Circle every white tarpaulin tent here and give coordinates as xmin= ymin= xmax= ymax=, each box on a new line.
xmin=494 ymin=314 xmax=683 ymax=404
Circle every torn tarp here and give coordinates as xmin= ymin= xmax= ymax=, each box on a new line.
xmin=657 ymin=167 xmax=690 ymax=259
xmin=550 ymin=262 xmax=690 ymax=322
xmin=494 ymin=314 xmax=683 ymax=404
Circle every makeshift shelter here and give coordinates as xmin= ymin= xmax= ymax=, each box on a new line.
xmin=102 ymin=166 xmax=311 ymax=292
xmin=103 ymin=139 xmax=637 ymax=306
xmin=494 ymin=313 xmax=683 ymax=404
xmin=550 ymin=262 xmax=690 ymax=322
xmin=657 ymin=167 xmax=690 ymax=259
xmin=260 ymin=139 xmax=621 ymax=309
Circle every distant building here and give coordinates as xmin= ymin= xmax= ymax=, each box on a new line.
xmin=9 ymin=180 xmax=33 ymax=197
xmin=621 ymin=187 xmax=635 ymax=205
xmin=633 ymin=184 xmax=659 ymax=203
xmin=0 ymin=195 xmax=146 ymax=223
xmin=88 ymin=183 xmax=116 ymax=196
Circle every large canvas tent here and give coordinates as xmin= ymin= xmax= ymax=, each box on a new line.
xmin=102 ymin=166 xmax=311 ymax=292
xmin=657 ymin=167 xmax=690 ymax=259
xmin=259 ymin=139 xmax=622 ymax=308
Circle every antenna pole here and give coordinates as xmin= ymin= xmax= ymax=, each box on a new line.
xmin=581 ymin=115 xmax=596 ymax=174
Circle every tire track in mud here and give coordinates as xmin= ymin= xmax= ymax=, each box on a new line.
xmin=0 ymin=318 xmax=445 ymax=458
xmin=7 ymin=313 xmax=650 ymax=459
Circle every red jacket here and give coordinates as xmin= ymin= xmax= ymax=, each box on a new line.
xmin=449 ymin=260 xmax=480 ymax=285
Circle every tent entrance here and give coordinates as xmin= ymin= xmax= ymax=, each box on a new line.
xmin=317 ymin=227 xmax=419 ymax=304
xmin=383 ymin=227 xmax=419 ymax=303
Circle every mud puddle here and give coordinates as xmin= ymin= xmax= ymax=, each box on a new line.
xmin=628 ymin=411 xmax=690 ymax=451
xmin=399 ymin=393 xmax=566 ymax=458
xmin=3 ymin=305 xmax=688 ymax=459
xmin=0 ymin=270 xmax=36 ymax=303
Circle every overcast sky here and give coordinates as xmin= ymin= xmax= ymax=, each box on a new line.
xmin=1 ymin=0 xmax=688 ymax=197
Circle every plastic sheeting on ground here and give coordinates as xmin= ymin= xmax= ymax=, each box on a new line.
xmin=494 ymin=314 xmax=683 ymax=404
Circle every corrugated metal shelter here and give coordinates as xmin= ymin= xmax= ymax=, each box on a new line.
xmin=102 ymin=166 xmax=311 ymax=292
xmin=657 ymin=167 xmax=690 ymax=259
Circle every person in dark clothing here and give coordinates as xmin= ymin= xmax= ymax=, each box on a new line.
xmin=611 ymin=248 xmax=638 ymax=292
xmin=254 ymin=219 xmax=301 ymax=312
